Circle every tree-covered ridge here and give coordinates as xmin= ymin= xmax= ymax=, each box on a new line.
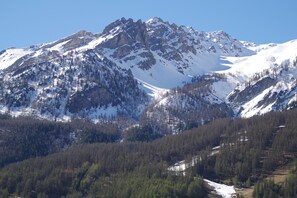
xmin=0 ymin=116 xmax=120 ymax=167
xmin=0 ymin=109 xmax=297 ymax=197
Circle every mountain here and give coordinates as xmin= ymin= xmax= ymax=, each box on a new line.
xmin=0 ymin=17 xmax=297 ymax=133
xmin=148 ymin=40 xmax=297 ymax=133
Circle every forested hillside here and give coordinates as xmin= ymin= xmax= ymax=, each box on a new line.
xmin=0 ymin=115 xmax=120 ymax=168
xmin=0 ymin=109 xmax=297 ymax=197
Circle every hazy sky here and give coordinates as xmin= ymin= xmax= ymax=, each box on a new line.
xmin=1 ymin=0 xmax=296 ymax=50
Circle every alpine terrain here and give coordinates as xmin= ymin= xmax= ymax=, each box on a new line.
xmin=1 ymin=17 xmax=297 ymax=134
xmin=1 ymin=17 xmax=297 ymax=198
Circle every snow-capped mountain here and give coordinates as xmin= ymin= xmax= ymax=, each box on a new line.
xmin=0 ymin=17 xmax=296 ymax=132
xmin=148 ymin=39 xmax=297 ymax=133
xmin=223 ymin=40 xmax=297 ymax=117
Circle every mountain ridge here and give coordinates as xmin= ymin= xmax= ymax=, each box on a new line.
xmin=0 ymin=17 xmax=297 ymax=133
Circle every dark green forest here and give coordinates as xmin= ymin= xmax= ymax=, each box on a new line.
xmin=0 ymin=109 xmax=297 ymax=197
xmin=0 ymin=116 xmax=120 ymax=168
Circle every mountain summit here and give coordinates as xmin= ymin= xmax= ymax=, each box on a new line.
xmin=0 ymin=18 xmax=297 ymax=133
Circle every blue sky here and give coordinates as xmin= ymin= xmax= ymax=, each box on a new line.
xmin=1 ymin=0 xmax=296 ymax=50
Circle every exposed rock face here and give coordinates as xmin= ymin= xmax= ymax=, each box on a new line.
xmin=98 ymin=17 xmax=251 ymax=73
xmin=101 ymin=18 xmax=148 ymax=49
xmin=226 ymin=57 xmax=297 ymax=118
xmin=229 ymin=77 xmax=277 ymax=104
xmin=99 ymin=18 xmax=157 ymax=70
xmin=0 ymin=17 xmax=296 ymax=134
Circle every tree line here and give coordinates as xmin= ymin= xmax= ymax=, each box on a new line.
xmin=0 ymin=109 xmax=297 ymax=197
xmin=0 ymin=115 xmax=120 ymax=168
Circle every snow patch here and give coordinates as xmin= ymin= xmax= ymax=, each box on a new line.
xmin=0 ymin=48 xmax=32 ymax=70
xmin=48 ymin=40 xmax=71 ymax=52
xmin=168 ymin=156 xmax=201 ymax=175
xmin=204 ymin=179 xmax=236 ymax=198
xmin=137 ymin=78 xmax=169 ymax=100
xmin=87 ymin=105 xmax=118 ymax=123
xmin=76 ymin=31 xmax=121 ymax=52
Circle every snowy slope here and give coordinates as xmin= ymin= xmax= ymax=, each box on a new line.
xmin=0 ymin=17 xmax=296 ymax=127
xmin=0 ymin=48 xmax=32 ymax=70
xmin=220 ymin=40 xmax=297 ymax=80
xmin=141 ymin=37 xmax=297 ymax=132
xmin=214 ymin=40 xmax=297 ymax=117
xmin=97 ymin=17 xmax=254 ymax=95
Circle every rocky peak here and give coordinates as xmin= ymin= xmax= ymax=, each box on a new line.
xmin=145 ymin=17 xmax=175 ymax=35
xmin=208 ymin=30 xmax=235 ymax=45
xmin=100 ymin=18 xmax=148 ymax=50
xmin=102 ymin=17 xmax=127 ymax=34
xmin=69 ymin=30 xmax=95 ymax=38
xmin=145 ymin=17 xmax=165 ymax=25
xmin=0 ymin=17 xmax=280 ymax=125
